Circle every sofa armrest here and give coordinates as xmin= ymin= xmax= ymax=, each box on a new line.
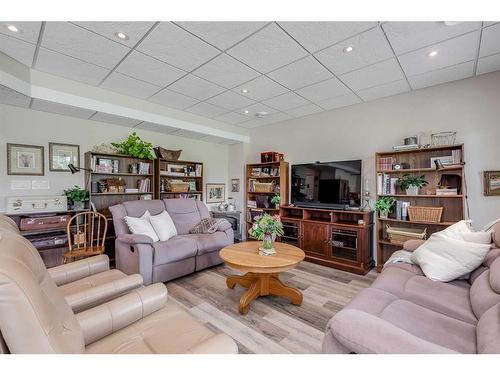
xmin=185 ymin=333 xmax=238 ymax=354
xmin=403 ymin=239 xmax=426 ymax=252
xmin=48 ymin=255 xmax=110 ymax=286
xmin=116 ymin=233 xmax=154 ymax=245
xmin=65 ymin=274 xmax=144 ymax=313
xmin=76 ymin=283 xmax=167 ymax=346
xmin=329 ymin=309 xmax=458 ymax=354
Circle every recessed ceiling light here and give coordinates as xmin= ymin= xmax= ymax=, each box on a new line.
xmin=7 ymin=24 xmax=19 ymax=33
xmin=114 ymin=32 xmax=129 ymax=41
xmin=428 ymin=50 xmax=438 ymax=57
xmin=255 ymin=111 xmax=269 ymax=118
xmin=241 ymin=89 xmax=249 ymax=94
xmin=244 ymin=110 xmax=249 ymax=114
xmin=343 ymin=46 xmax=354 ymax=53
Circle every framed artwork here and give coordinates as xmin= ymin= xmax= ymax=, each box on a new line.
xmin=7 ymin=143 xmax=44 ymax=176
xmin=484 ymin=171 xmax=500 ymax=196
xmin=206 ymin=183 xmax=225 ymax=203
xmin=49 ymin=142 xmax=80 ymax=172
xmin=231 ymin=178 xmax=240 ymax=192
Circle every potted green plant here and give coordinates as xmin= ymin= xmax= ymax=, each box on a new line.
xmin=63 ymin=185 xmax=89 ymax=210
xmin=396 ymin=174 xmax=428 ymax=196
xmin=270 ymin=194 xmax=281 ymax=209
xmin=248 ymin=214 xmax=284 ymax=256
xmin=375 ymin=197 xmax=396 ymax=219
xmin=111 ymin=132 xmax=154 ymax=159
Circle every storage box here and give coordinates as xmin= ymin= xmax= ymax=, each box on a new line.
xmin=6 ymin=196 xmax=68 ymax=214
xmin=170 ymin=182 xmax=190 ymax=192
xmin=261 ymin=152 xmax=284 ymax=163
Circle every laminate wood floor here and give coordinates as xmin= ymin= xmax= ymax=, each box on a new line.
xmin=166 ymin=261 xmax=377 ymax=354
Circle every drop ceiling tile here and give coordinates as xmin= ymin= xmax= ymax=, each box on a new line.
xmin=260 ymin=112 xmax=293 ymax=124
xmin=238 ymin=118 xmax=267 ymax=128
xmin=0 ymin=34 xmax=36 ymax=66
xmin=382 ymin=21 xmax=481 ymax=55
xmin=185 ymin=101 xmax=228 ymax=118
xmin=477 ymin=52 xmax=500 ymax=75
xmin=267 ymin=56 xmax=333 ymax=90
xmin=35 ymin=48 xmax=110 ymax=86
xmin=339 ymin=58 xmax=404 ymax=91
xmin=398 ymin=31 xmax=480 ymax=76
xmin=206 ymin=90 xmax=256 ymax=111
xmin=167 ymin=74 xmax=225 ymax=101
xmin=0 ymin=22 xmax=42 ymax=44
xmin=30 ymin=99 xmax=96 ymax=118
xmin=315 ymin=27 xmax=393 ymax=75
xmin=116 ymin=51 xmax=186 ymax=87
xmin=356 ymin=79 xmax=410 ymax=101
xmin=199 ymin=135 xmax=233 ymax=144
xmin=192 ymin=53 xmax=260 ymax=88
xmin=479 ymin=23 xmax=500 ymax=57
xmin=286 ymin=103 xmax=323 ymax=118
xmin=0 ymin=85 xmax=31 ymax=108
xmin=42 ymin=22 xmax=130 ymax=69
xmin=175 ymin=22 xmax=268 ymax=50
xmin=213 ymin=111 xmax=250 ymax=125
xmin=484 ymin=22 xmax=499 ymax=27
xmin=90 ymin=112 xmax=141 ymax=127
xmin=231 ymin=75 xmax=288 ymax=101
xmin=236 ymin=102 xmax=278 ymax=117
xmin=262 ymin=91 xmax=309 ymax=111
xmin=278 ymin=22 xmax=378 ymax=53
xmin=73 ymin=22 xmax=155 ymax=47
xmin=170 ymin=129 xmax=207 ymax=139
xmin=100 ymin=72 xmax=161 ymax=99
xmin=227 ymin=23 xmax=308 ymax=73
xmin=148 ymin=89 xmax=199 ymax=109
xmin=136 ymin=22 xmax=219 ymax=71
xmin=295 ymin=77 xmax=350 ymax=102
xmin=135 ymin=121 xmax=179 ymax=134
xmin=408 ymin=61 xmax=475 ymax=90
xmin=316 ymin=93 xmax=362 ymax=110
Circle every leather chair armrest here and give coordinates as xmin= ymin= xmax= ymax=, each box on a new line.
xmin=116 ymin=233 xmax=154 ymax=245
xmin=403 ymin=239 xmax=426 ymax=252
xmin=76 ymin=283 xmax=167 ymax=346
xmin=66 ymin=274 xmax=144 ymax=313
xmin=185 ymin=333 xmax=238 ymax=354
xmin=48 ymin=255 xmax=110 ymax=286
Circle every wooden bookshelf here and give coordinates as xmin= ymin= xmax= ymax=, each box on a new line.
xmin=375 ymin=144 xmax=465 ymax=271
xmin=154 ymin=159 xmax=203 ymax=201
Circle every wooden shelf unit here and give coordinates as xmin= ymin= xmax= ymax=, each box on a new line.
xmin=154 ymin=159 xmax=203 ymax=201
xmin=375 ymin=144 xmax=465 ymax=271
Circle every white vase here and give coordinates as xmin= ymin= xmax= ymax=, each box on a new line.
xmin=405 ymin=186 xmax=419 ymax=196
xmin=379 ymin=211 xmax=389 ymax=219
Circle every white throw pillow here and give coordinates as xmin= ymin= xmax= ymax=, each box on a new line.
xmin=149 ymin=210 xmax=177 ymax=241
xmin=410 ymin=221 xmax=490 ymax=282
xmin=124 ymin=211 xmax=159 ymax=242
xmin=462 ymin=231 xmax=492 ymax=245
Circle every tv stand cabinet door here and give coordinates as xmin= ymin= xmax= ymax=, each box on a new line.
xmin=302 ymin=222 xmax=329 ymax=257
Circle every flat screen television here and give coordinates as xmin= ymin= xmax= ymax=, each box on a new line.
xmin=291 ymin=160 xmax=362 ymax=209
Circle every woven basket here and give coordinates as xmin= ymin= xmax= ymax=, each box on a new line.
xmin=170 ymin=182 xmax=190 ymax=192
xmin=154 ymin=147 xmax=182 ymax=160
xmin=408 ymin=206 xmax=443 ymax=223
xmin=386 ymin=225 xmax=427 ymax=245
xmin=254 ymin=182 xmax=274 ymax=193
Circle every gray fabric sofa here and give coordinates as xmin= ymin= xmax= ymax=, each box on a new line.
xmin=322 ymin=222 xmax=500 ymax=354
xmin=109 ymin=199 xmax=234 ymax=285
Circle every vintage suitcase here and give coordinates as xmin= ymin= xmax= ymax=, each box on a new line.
xmin=6 ymin=195 xmax=68 ymax=214
xmin=28 ymin=233 xmax=68 ymax=250
xmin=19 ymin=215 xmax=71 ymax=231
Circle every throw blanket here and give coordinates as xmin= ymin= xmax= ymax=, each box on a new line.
xmin=190 ymin=218 xmax=230 ymax=234
xmin=384 ymin=250 xmax=415 ymax=266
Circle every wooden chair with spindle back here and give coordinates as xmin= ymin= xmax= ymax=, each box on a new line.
xmin=63 ymin=211 xmax=108 ymax=264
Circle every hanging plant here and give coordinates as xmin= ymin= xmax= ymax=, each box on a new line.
xmin=111 ymin=132 xmax=154 ymax=159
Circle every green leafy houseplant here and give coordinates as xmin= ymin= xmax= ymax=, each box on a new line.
xmin=248 ymin=214 xmax=284 ymax=255
xmin=63 ymin=186 xmax=89 ymax=209
xmin=270 ymin=194 xmax=281 ymax=208
xmin=111 ymin=132 xmax=154 ymax=159
xmin=396 ymin=174 xmax=428 ymax=195
xmin=375 ymin=197 xmax=396 ymax=218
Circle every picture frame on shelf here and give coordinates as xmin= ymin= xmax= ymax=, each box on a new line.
xmin=7 ymin=143 xmax=44 ymax=176
xmin=231 ymin=178 xmax=240 ymax=192
xmin=166 ymin=164 xmax=187 ymax=176
xmin=49 ymin=142 xmax=80 ymax=172
xmin=206 ymin=183 xmax=225 ymax=203
xmin=484 ymin=171 xmax=500 ymax=196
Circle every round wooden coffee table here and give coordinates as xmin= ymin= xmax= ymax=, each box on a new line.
xmin=219 ymin=241 xmax=305 ymax=314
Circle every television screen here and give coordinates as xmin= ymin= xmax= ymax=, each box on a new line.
xmin=291 ymin=160 xmax=362 ymax=208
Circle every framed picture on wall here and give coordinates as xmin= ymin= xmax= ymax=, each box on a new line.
xmin=484 ymin=171 xmax=500 ymax=196
xmin=49 ymin=142 xmax=80 ymax=172
xmin=231 ymin=178 xmax=240 ymax=192
xmin=206 ymin=183 xmax=225 ymax=203
xmin=7 ymin=143 xmax=44 ymax=176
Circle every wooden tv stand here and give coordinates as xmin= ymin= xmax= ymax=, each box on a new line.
xmin=279 ymin=205 xmax=374 ymax=275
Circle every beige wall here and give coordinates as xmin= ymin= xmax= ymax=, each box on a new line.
xmin=0 ymin=104 xmax=229 ymax=212
xmin=244 ymin=71 xmax=500 ymax=229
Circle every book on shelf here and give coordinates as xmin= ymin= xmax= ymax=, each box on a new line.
xmin=138 ymin=162 xmax=150 ymax=174
xmin=377 ymin=157 xmax=394 ymax=171
xmin=377 ymin=173 xmax=398 ymax=195
xmin=393 ymin=200 xmax=411 ymax=221
xmin=248 ymin=179 xmax=256 ymax=192
xmin=137 ymin=178 xmax=151 ymax=193
xmin=390 ymin=178 xmax=398 ymax=195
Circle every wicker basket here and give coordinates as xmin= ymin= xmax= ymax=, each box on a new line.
xmin=408 ymin=206 xmax=443 ymax=223
xmin=154 ymin=147 xmax=182 ymax=160
xmin=170 ymin=182 xmax=190 ymax=192
xmin=386 ymin=225 xmax=427 ymax=245
xmin=253 ymin=182 xmax=274 ymax=193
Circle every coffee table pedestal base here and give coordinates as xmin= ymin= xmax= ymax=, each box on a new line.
xmin=226 ymin=272 xmax=303 ymax=314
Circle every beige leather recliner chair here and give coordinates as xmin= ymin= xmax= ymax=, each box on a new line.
xmin=0 ymin=224 xmax=238 ymax=354
xmin=0 ymin=214 xmax=143 ymax=313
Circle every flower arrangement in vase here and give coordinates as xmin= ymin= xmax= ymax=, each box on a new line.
xmin=248 ymin=214 xmax=284 ymax=256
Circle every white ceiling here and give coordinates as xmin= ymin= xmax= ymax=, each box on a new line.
xmin=0 ymin=21 xmax=499 ymax=131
